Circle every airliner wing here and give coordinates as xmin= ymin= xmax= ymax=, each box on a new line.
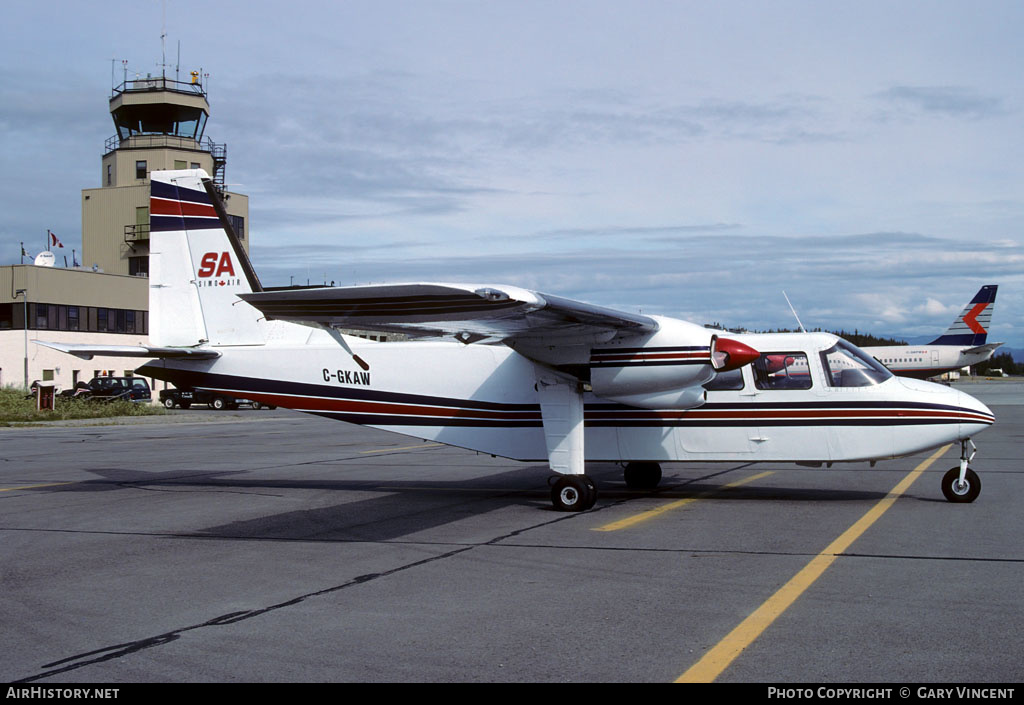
xmin=32 ymin=341 xmax=221 ymax=361
xmin=240 ymin=283 xmax=658 ymax=343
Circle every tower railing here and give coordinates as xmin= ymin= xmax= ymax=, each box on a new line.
xmin=103 ymin=134 xmax=227 ymax=160
xmin=111 ymin=77 xmax=206 ymax=99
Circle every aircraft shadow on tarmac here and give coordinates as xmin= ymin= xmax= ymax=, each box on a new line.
xmin=192 ymin=482 xmax=894 ymax=544
xmin=35 ymin=464 xmax=904 ymax=544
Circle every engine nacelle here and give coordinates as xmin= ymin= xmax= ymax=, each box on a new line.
xmin=590 ymin=317 xmax=758 ymax=409
xmin=600 ymin=387 xmax=708 ymax=410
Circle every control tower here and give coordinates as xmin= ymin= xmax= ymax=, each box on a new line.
xmin=82 ymin=71 xmax=248 ymax=277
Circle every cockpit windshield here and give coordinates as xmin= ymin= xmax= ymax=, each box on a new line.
xmin=820 ymin=339 xmax=892 ymax=387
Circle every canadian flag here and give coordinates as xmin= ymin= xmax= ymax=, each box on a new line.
xmin=49 ymin=230 xmax=64 ymax=248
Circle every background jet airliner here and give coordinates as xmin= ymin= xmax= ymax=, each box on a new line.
xmin=862 ymin=285 xmax=1001 ymax=379
xmin=37 ymin=170 xmax=995 ymax=511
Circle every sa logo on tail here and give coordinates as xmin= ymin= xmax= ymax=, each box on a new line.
xmin=198 ymin=252 xmax=236 ymax=278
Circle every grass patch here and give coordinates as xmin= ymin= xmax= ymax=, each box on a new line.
xmin=0 ymin=387 xmax=166 ymax=425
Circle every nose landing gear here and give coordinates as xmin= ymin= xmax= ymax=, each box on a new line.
xmin=942 ymin=439 xmax=981 ymax=503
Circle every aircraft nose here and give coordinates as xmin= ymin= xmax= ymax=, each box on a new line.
xmin=956 ymin=388 xmax=995 ymax=439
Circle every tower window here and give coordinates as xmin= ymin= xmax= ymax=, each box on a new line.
xmin=227 ymin=214 xmax=245 ymax=240
xmin=135 ymin=160 xmax=147 ymax=179
xmin=129 ymin=256 xmax=149 ymax=276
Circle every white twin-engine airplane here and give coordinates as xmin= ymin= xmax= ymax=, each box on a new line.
xmin=38 ymin=170 xmax=995 ymax=511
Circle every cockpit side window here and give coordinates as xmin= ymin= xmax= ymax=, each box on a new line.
xmin=752 ymin=352 xmax=812 ymax=390
xmin=820 ymin=340 xmax=892 ymax=387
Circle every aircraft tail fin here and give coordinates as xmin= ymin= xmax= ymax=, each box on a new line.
xmin=149 ymin=170 xmax=267 ymax=347
xmin=928 ymin=285 xmax=998 ymax=346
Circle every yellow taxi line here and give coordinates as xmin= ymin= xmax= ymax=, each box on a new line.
xmin=675 ymin=444 xmax=950 ymax=683
xmin=0 ymin=482 xmax=77 ymax=492
xmin=593 ymin=471 xmax=776 ymax=532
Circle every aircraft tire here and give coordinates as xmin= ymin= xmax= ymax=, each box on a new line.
xmin=942 ymin=467 xmax=981 ymax=503
xmin=624 ymin=461 xmax=662 ymax=490
xmin=551 ymin=475 xmax=597 ymax=512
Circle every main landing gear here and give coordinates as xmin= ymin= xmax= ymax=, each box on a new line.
xmin=550 ymin=475 xmax=597 ymax=512
xmin=623 ymin=461 xmax=662 ymax=490
xmin=549 ymin=461 xmax=665 ymax=511
xmin=942 ymin=440 xmax=981 ymax=503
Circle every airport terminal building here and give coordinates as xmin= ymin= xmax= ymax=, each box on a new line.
xmin=0 ymin=71 xmax=248 ymax=393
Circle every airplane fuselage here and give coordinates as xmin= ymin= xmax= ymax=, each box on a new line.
xmin=862 ymin=344 xmax=997 ymax=380
xmin=138 ymin=331 xmax=993 ymax=466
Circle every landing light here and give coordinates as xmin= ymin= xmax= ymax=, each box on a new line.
xmin=474 ymin=288 xmax=509 ymax=302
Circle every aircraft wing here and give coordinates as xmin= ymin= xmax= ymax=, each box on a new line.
xmin=239 ymin=283 xmax=658 ymax=343
xmin=33 ymin=341 xmax=221 ymax=361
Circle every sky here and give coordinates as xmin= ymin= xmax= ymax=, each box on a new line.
xmin=2 ymin=1 xmax=1023 ymax=347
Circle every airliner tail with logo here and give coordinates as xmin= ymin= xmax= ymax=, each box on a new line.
xmin=862 ymin=285 xmax=1001 ymax=379
xmin=36 ymin=170 xmax=995 ymax=509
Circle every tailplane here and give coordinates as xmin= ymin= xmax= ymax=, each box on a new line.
xmin=928 ymin=285 xmax=998 ymax=346
xmin=149 ymin=170 xmax=266 ymax=347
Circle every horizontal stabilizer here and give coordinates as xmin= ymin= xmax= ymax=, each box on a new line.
xmin=962 ymin=342 xmax=1003 ymax=356
xmin=33 ymin=341 xmax=221 ymax=361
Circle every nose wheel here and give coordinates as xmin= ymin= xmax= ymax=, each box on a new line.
xmin=942 ymin=467 xmax=980 ymax=503
xmin=942 ymin=440 xmax=981 ymax=503
xmin=550 ymin=475 xmax=597 ymax=511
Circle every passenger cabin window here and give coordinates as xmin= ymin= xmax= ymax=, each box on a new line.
xmin=753 ymin=352 xmax=812 ymax=390
xmin=703 ymin=368 xmax=744 ymax=391
xmin=820 ymin=340 xmax=892 ymax=387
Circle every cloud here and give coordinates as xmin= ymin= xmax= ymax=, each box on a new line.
xmin=874 ymin=85 xmax=1007 ymax=120
xmin=917 ymin=297 xmax=958 ymax=318
xmin=247 ymin=226 xmax=1023 ymax=343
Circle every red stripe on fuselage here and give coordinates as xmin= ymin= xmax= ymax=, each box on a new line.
xmin=204 ymin=390 xmax=541 ymax=421
xmin=591 ymin=352 xmax=710 ymax=362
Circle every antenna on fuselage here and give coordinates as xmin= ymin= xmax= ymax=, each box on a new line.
xmin=783 ymin=291 xmax=806 ymax=333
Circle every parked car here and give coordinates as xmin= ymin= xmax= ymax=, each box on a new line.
xmin=159 ymin=388 xmax=275 ymax=410
xmin=59 ymin=376 xmax=152 ymax=403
